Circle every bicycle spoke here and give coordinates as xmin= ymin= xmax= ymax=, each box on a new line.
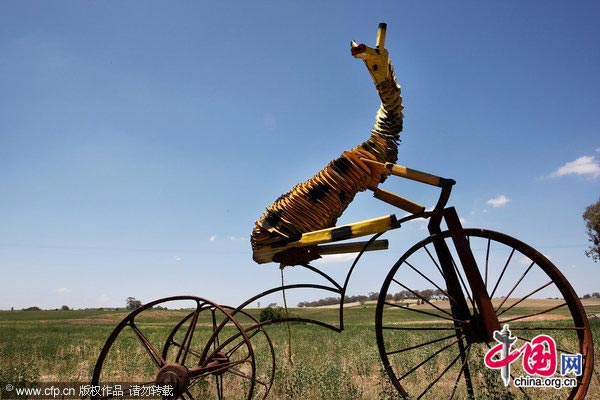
xmin=510 ymin=325 xmax=586 ymax=331
xmin=181 ymin=390 xmax=194 ymax=400
xmin=450 ymin=255 xmax=476 ymax=311
xmin=424 ymin=244 xmax=445 ymax=279
xmin=417 ymin=347 xmax=464 ymax=400
xmin=495 ymin=260 xmax=535 ymax=312
xmin=513 ymin=334 xmax=583 ymax=357
xmin=405 ymin=260 xmax=454 ymax=304
xmin=176 ymin=306 xmax=200 ymax=364
xmin=391 ymin=278 xmax=455 ymax=318
xmin=449 ymin=344 xmax=472 ymax=400
xmin=384 ymin=301 xmax=465 ymax=324
xmin=500 ymin=302 xmax=568 ymax=324
xmin=216 ymin=374 xmax=223 ymax=399
xmin=224 ymin=361 xmax=258 ymax=381
xmin=381 ymin=326 xmax=457 ymax=331
xmin=386 ymin=333 xmax=458 ymax=356
xmin=212 ymin=308 xmax=220 ymax=349
xmin=225 ymin=334 xmax=249 ymax=357
xmin=489 ymin=247 xmax=515 ymax=299
xmin=168 ymin=340 xmax=204 ymax=360
xmin=129 ymin=321 xmax=165 ymax=369
xmin=230 ymin=368 xmax=270 ymax=389
xmin=497 ymin=281 xmax=556 ymax=318
xmin=484 ymin=237 xmax=491 ymax=287
xmin=398 ymin=336 xmax=464 ymax=380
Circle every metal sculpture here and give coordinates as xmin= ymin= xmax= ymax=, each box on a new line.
xmin=92 ymin=23 xmax=594 ymax=400
xmin=251 ymin=23 xmax=404 ymax=265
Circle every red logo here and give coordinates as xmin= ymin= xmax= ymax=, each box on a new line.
xmin=484 ymin=324 xmax=557 ymax=386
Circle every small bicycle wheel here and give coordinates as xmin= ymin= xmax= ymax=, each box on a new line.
xmin=163 ymin=306 xmax=276 ymax=400
xmin=92 ymin=296 xmax=256 ymax=399
xmin=376 ymin=229 xmax=593 ymax=400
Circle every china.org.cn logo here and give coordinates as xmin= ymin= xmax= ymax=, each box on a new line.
xmin=483 ymin=324 xmax=582 ymax=389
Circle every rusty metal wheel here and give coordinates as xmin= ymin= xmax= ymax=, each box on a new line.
xmin=92 ymin=296 xmax=256 ymax=399
xmin=163 ymin=306 xmax=276 ymax=399
xmin=376 ymin=229 xmax=593 ymax=400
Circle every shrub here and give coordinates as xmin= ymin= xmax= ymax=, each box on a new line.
xmin=259 ymin=306 xmax=285 ymax=322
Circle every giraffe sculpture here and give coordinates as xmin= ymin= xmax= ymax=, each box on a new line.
xmin=251 ymin=23 xmax=404 ymax=265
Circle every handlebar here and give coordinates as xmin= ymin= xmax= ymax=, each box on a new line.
xmin=360 ymin=158 xmax=455 ymax=215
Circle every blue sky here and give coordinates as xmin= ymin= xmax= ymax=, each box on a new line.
xmin=1 ymin=1 xmax=599 ymax=310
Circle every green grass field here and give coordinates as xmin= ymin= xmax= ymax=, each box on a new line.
xmin=0 ymin=301 xmax=599 ymax=399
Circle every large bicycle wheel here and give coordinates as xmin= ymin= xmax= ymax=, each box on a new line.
xmin=376 ymin=229 xmax=593 ymax=400
xmin=92 ymin=296 xmax=256 ymax=399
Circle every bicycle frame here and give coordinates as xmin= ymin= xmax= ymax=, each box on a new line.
xmin=92 ymin=159 xmax=593 ymax=400
xmin=236 ymin=160 xmax=501 ymax=343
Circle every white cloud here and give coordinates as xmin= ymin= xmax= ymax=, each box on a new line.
xmin=209 ymin=234 xmax=248 ymax=242
xmin=228 ymin=236 xmax=248 ymax=241
xmin=487 ymin=195 xmax=510 ymax=208
xmin=55 ymin=287 xmax=70 ymax=294
xmin=551 ymin=155 xmax=600 ymax=178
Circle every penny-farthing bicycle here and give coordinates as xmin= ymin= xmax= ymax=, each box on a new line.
xmin=92 ymin=24 xmax=593 ymax=399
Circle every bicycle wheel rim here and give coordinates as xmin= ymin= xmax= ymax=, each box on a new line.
xmin=375 ymin=229 xmax=593 ymax=400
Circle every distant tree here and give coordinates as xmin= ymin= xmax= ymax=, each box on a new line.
xmin=126 ymin=297 xmax=142 ymax=310
xmin=583 ymin=294 xmax=591 ymax=299
xmin=583 ymin=198 xmax=600 ymax=262
xmin=61 ymin=305 xmax=70 ymax=311
xmin=394 ymin=290 xmax=411 ymax=300
xmin=592 ymin=292 xmax=600 ymax=298
xmin=23 ymin=306 xmax=41 ymax=311
xmin=259 ymin=306 xmax=284 ymax=322
xmin=419 ymin=289 xmax=435 ymax=302
xmin=434 ymin=289 xmax=447 ymax=300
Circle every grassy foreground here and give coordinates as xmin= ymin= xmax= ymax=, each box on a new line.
xmin=0 ymin=302 xmax=599 ymax=399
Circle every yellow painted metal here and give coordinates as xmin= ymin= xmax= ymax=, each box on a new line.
xmin=373 ymin=188 xmax=425 ymax=214
xmin=389 ymin=164 xmax=442 ymax=186
xmin=252 ymin=23 xmax=405 ymax=264
xmin=351 ymin=24 xmax=390 ymax=84
xmin=361 ymin=158 xmax=444 ymax=187
xmin=376 ymin=22 xmax=387 ymax=49
xmin=318 ymin=239 xmax=389 ymax=255
xmin=299 ymin=214 xmax=395 ymax=246
xmin=253 ymin=215 xmax=396 ymax=264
